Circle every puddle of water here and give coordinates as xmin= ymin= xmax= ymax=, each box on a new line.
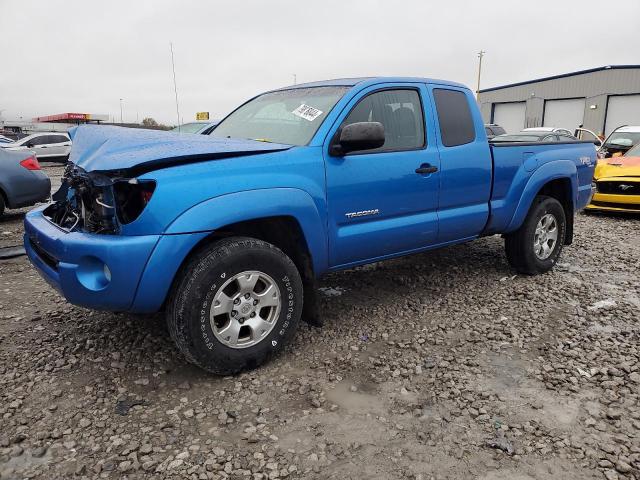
xmin=587 ymin=299 xmax=616 ymax=311
xmin=325 ymin=380 xmax=385 ymax=414
xmin=318 ymin=287 xmax=346 ymax=297
xmin=1 ymin=448 xmax=52 ymax=473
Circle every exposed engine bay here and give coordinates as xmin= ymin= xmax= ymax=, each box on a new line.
xmin=45 ymin=163 xmax=155 ymax=234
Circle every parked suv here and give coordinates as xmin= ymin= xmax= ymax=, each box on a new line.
xmin=2 ymin=132 xmax=71 ymax=160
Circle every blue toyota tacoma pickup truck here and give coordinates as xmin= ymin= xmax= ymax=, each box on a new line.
xmin=24 ymin=77 xmax=596 ymax=374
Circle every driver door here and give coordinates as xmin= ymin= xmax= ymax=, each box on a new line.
xmin=324 ymin=84 xmax=440 ymax=267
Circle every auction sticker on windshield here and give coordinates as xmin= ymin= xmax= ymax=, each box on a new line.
xmin=292 ymin=104 xmax=323 ymax=122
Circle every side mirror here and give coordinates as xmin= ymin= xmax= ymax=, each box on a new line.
xmin=25 ymin=142 xmax=33 ymax=148
xmin=331 ymin=122 xmax=385 ymax=156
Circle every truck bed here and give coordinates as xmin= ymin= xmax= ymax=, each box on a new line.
xmin=485 ymin=140 xmax=597 ymax=234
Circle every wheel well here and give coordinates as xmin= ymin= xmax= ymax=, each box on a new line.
xmin=172 ymin=216 xmax=322 ymax=325
xmin=537 ymin=178 xmax=573 ymax=245
xmin=200 ymin=216 xmax=314 ymax=283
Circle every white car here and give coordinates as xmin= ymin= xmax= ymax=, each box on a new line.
xmin=522 ymin=127 xmax=574 ymax=136
xmin=1 ymin=132 xmax=71 ymax=160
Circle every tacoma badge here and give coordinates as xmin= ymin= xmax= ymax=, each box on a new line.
xmin=345 ymin=209 xmax=380 ymax=219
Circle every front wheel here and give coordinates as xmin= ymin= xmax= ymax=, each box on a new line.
xmin=505 ymin=196 xmax=566 ymax=275
xmin=166 ymin=237 xmax=303 ymax=375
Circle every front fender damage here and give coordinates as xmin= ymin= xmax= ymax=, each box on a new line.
xmin=47 ymin=164 xmax=155 ymax=234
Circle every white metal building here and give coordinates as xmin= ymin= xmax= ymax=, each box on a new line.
xmin=478 ymin=65 xmax=640 ymax=135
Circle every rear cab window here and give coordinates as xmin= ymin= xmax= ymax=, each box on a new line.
xmin=433 ymin=88 xmax=476 ymax=147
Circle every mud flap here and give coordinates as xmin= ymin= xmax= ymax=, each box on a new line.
xmin=302 ymin=279 xmax=323 ymax=327
xmin=564 ymin=212 xmax=574 ymax=245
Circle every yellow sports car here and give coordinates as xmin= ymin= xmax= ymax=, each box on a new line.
xmin=587 ymin=142 xmax=640 ymax=213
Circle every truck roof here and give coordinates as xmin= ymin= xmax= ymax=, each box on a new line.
xmin=273 ymin=76 xmax=469 ymax=91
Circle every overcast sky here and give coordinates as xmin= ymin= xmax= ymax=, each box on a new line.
xmin=1 ymin=0 xmax=638 ymax=126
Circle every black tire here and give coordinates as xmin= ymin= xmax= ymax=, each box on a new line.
xmin=505 ymin=196 xmax=566 ymax=275
xmin=166 ymin=237 xmax=303 ymax=375
xmin=0 ymin=194 xmax=5 ymax=217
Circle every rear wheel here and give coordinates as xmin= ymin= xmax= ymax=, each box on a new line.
xmin=505 ymin=196 xmax=566 ymax=275
xmin=166 ymin=237 xmax=303 ymax=375
xmin=0 ymin=194 xmax=5 ymax=217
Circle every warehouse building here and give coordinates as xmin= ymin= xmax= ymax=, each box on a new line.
xmin=478 ymin=65 xmax=640 ymax=135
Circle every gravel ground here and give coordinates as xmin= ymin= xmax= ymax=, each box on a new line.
xmin=1 ymin=165 xmax=639 ymax=479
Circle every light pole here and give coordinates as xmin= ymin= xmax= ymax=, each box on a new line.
xmin=476 ymin=50 xmax=486 ymax=100
xmin=170 ymin=42 xmax=181 ymax=131
xmin=119 ymin=98 xmax=124 ymax=124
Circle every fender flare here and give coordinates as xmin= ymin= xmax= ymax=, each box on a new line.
xmin=505 ymin=160 xmax=577 ymax=233
xmin=164 ymin=188 xmax=328 ymax=273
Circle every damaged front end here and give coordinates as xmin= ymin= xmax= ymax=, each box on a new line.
xmin=45 ymin=164 xmax=155 ymax=234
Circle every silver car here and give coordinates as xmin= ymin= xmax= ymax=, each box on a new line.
xmin=170 ymin=121 xmax=219 ymax=135
xmin=1 ymin=132 xmax=72 ymax=160
xmin=522 ymin=127 xmax=574 ymax=137
xmin=0 ymin=149 xmax=51 ymax=216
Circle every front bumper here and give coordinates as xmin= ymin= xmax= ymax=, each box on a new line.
xmin=586 ymin=192 xmax=640 ymax=213
xmin=24 ymin=205 xmax=160 ymax=311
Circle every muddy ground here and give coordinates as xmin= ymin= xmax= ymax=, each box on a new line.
xmin=0 ymin=164 xmax=639 ymax=479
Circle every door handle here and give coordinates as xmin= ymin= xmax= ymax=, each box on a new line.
xmin=415 ymin=164 xmax=438 ymax=174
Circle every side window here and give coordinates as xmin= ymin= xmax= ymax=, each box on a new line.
xmin=543 ymin=135 xmax=559 ymax=142
xmin=485 ymin=127 xmax=493 ymax=136
xmin=433 ymin=89 xmax=476 ymax=147
xmin=28 ymin=136 xmax=47 ymax=146
xmin=52 ymin=135 xmax=69 ymax=144
xmin=341 ymin=89 xmax=425 ymax=153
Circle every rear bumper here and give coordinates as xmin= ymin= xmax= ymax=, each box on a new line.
xmin=24 ymin=205 xmax=160 ymax=311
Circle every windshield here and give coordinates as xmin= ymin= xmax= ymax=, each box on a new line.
xmin=171 ymin=122 xmax=206 ymax=134
xmin=210 ymin=86 xmax=349 ymax=146
xmin=625 ymin=143 xmax=640 ymax=157
xmin=604 ymin=131 xmax=640 ymax=148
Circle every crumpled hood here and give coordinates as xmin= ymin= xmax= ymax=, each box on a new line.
xmin=595 ymin=156 xmax=640 ymax=179
xmin=68 ymin=125 xmax=292 ymax=173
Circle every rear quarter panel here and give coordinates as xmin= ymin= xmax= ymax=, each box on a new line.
xmin=486 ymin=141 xmax=596 ymax=233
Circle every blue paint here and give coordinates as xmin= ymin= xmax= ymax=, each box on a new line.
xmin=25 ymin=77 xmax=597 ymax=313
